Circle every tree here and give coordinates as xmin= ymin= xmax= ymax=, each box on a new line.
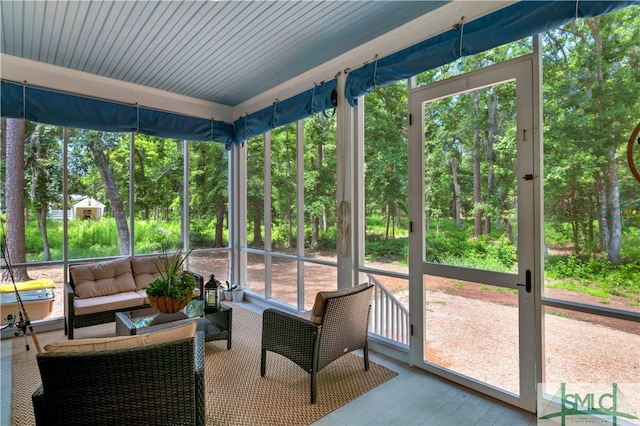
xmin=2 ymin=118 xmax=31 ymax=282
xmin=543 ymin=9 xmax=640 ymax=263
xmin=72 ymin=130 xmax=131 ymax=256
xmin=246 ymin=136 xmax=265 ymax=248
xmin=189 ymin=141 xmax=228 ymax=248
xmin=304 ymin=113 xmax=336 ymax=249
xmin=24 ymin=124 xmax=63 ymax=261
xmin=364 ymin=82 xmax=409 ymax=240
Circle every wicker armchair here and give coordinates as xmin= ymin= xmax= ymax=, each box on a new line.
xmin=261 ymin=283 xmax=374 ymax=403
xmin=32 ymin=332 xmax=205 ymax=426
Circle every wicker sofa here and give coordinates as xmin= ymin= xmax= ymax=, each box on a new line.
xmin=261 ymin=282 xmax=374 ymax=403
xmin=65 ymin=255 xmax=203 ymax=339
xmin=33 ymin=323 xmax=205 ymax=426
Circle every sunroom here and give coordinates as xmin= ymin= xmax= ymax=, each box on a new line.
xmin=1 ymin=0 xmax=639 ymax=421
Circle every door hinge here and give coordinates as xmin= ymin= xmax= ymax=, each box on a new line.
xmin=410 ymin=324 xmax=414 ymax=336
xmin=409 ymin=113 xmax=413 ymax=126
xmin=409 ymin=221 xmax=413 ymax=233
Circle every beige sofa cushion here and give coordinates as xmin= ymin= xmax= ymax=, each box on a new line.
xmin=130 ymin=255 xmax=166 ymax=290
xmin=44 ymin=321 xmax=197 ymax=353
xmin=73 ymin=291 xmax=146 ymax=315
xmin=309 ymin=283 xmax=370 ymax=324
xmin=70 ymin=258 xmax=136 ymax=299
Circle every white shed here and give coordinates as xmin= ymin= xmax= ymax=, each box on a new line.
xmin=72 ymin=197 xmax=105 ymax=220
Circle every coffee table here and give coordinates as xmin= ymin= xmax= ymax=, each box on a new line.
xmin=115 ymin=300 xmax=232 ymax=349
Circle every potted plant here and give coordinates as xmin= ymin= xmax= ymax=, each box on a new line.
xmin=232 ymin=285 xmax=244 ymax=302
xmin=222 ymin=280 xmax=237 ymax=301
xmin=144 ymin=250 xmax=196 ymax=313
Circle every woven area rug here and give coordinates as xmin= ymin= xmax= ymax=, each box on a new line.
xmin=12 ymin=303 xmax=398 ymax=425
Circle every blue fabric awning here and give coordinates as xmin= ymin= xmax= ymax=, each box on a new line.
xmin=233 ymin=80 xmax=337 ymax=145
xmin=1 ymin=80 xmax=236 ymax=146
xmin=345 ymin=0 xmax=637 ymax=106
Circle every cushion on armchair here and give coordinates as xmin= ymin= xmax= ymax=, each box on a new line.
xmin=309 ymin=282 xmax=371 ymax=323
xmin=43 ymin=321 xmax=196 ymax=353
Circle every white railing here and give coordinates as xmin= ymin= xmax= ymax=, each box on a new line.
xmin=367 ymin=273 xmax=410 ymax=346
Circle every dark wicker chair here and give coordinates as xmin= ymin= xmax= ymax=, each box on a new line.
xmin=261 ymin=283 xmax=374 ymax=403
xmin=32 ymin=332 xmax=205 ymax=426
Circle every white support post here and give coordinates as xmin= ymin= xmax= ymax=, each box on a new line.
xmin=336 ymin=73 xmax=356 ymax=290
xmin=182 ymin=139 xmax=190 ymax=254
xmin=296 ymin=120 xmax=305 ymax=309
xmin=354 ymin=98 xmax=365 ymax=286
xmin=230 ymin=142 xmax=247 ymax=287
xmin=129 ymin=133 xmax=135 ymax=256
xmin=264 ymin=133 xmax=272 ymax=298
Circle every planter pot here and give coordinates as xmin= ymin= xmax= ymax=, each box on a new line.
xmin=232 ymin=289 xmax=244 ymax=302
xmin=222 ymin=290 xmax=232 ymax=301
xmin=147 ymin=294 xmax=191 ymax=314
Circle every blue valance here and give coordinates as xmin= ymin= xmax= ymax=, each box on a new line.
xmin=2 ymin=1 xmax=634 ymax=144
xmin=345 ymin=0 xmax=637 ymax=106
xmin=233 ymin=80 xmax=337 ymax=144
xmin=1 ymin=80 xmax=236 ymax=146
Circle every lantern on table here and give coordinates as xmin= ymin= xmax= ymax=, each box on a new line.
xmin=204 ymin=274 xmax=221 ymax=312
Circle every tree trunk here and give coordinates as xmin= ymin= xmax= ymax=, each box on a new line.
xmin=311 ymin=217 xmax=319 ymax=249
xmin=472 ymin=94 xmax=483 ymax=238
xmin=134 ymin=148 xmax=150 ymax=220
xmin=594 ymin=173 xmax=608 ymax=255
xmin=504 ymin=218 xmax=513 ymax=241
xmin=310 ymin=141 xmax=323 ymax=249
xmin=251 ymin=200 xmax=263 ymax=248
xmin=3 ymin=119 xmax=31 ymax=282
xmin=89 ymin=143 xmax=131 ymax=255
xmin=473 ymin=136 xmax=482 ymax=237
xmin=38 ymin=204 xmax=52 ymax=261
xmin=605 ymin=147 xmax=622 ymax=263
xmin=450 ymin=156 xmax=462 ymax=229
xmin=571 ymin=220 xmax=580 ymax=254
xmin=385 ymin=205 xmax=391 ymax=240
xmin=213 ymin=197 xmax=225 ymax=248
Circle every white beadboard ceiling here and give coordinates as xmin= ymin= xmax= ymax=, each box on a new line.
xmin=1 ymin=0 xmax=451 ymax=109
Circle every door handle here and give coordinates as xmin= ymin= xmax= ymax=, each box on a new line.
xmin=517 ymin=269 xmax=531 ymax=293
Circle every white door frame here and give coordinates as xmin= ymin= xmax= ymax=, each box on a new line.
xmin=407 ymin=53 xmax=543 ymax=412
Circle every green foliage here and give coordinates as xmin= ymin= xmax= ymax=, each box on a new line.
xmin=144 ymin=251 xmax=196 ymax=301
xmin=545 ymin=255 xmax=640 ymax=299
xmin=134 ymin=221 xmax=182 ymax=252
xmin=425 ymin=230 xmax=467 ymax=263
xmin=480 ymin=236 xmax=518 ymax=270
xmin=24 ymin=218 xmax=189 ymax=260
xmin=189 ymin=218 xmax=228 ymax=248
xmin=365 ymin=234 xmax=408 ymax=262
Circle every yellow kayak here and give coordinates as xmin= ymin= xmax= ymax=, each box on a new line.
xmin=0 ymin=278 xmax=55 ymax=293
